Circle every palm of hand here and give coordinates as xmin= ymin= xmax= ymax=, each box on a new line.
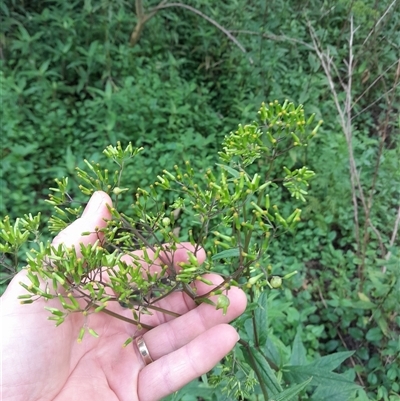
xmin=1 ymin=192 xmax=246 ymax=401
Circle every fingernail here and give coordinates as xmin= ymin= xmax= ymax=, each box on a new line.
xmin=82 ymin=192 xmax=106 ymax=218
xmin=236 ymin=332 xmax=241 ymax=342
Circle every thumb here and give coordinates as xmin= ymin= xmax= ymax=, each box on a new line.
xmin=51 ymin=191 xmax=113 ymax=254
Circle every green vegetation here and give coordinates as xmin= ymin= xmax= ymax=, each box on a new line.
xmin=1 ymin=1 xmax=399 ymax=400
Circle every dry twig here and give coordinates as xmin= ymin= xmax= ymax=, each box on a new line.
xmin=307 ymin=17 xmax=400 ymax=283
xmin=130 ymin=1 xmax=251 ymax=63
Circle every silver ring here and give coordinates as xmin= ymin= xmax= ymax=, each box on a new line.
xmin=135 ymin=336 xmax=153 ymax=365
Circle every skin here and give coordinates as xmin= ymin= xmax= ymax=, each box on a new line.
xmin=1 ymin=191 xmax=247 ymax=401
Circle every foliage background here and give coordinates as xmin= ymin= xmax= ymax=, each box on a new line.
xmin=1 ymin=0 xmax=399 ymax=400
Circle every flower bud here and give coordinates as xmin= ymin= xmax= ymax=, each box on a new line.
xmin=270 ymin=276 xmax=282 ymax=288
xmin=216 ymin=294 xmax=230 ymax=315
xmin=113 ymin=187 xmax=128 ymax=195
xmin=248 ymin=273 xmax=264 ymax=285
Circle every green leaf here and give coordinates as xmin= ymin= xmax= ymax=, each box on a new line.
xmin=284 ymin=365 xmax=359 ymax=389
xmin=289 ymin=328 xmax=307 ymax=365
xmin=263 ymin=337 xmax=284 ymax=368
xmin=307 ymin=351 xmax=355 ymax=371
xmin=271 ymin=376 xmax=313 ymax=401
xmin=105 ymin=79 xmax=113 ymax=100
xmin=65 ymin=146 xmax=76 ymax=173
xmin=366 ymin=327 xmax=383 ymax=342
xmin=374 ymin=315 xmax=390 ymax=338
xmin=211 ymin=248 xmax=240 ymax=260
xmin=310 ymin=383 xmax=357 ymax=401
xmin=255 ymin=291 xmax=268 ymax=347
xmin=197 ymin=297 xmax=216 ymax=307
xmin=250 ymin=348 xmax=283 ymax=395
xmin=349 ymin=300 xmax=375 ymax=310
xmin=216 ymin=163 xmax=240 ymax=178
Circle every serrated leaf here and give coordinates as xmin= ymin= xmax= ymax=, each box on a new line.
xmin=310 ymin=383 xmax=357 ymax=401
xmin=307 ymin=351 xmax=354 ymax=371
xmin=250 ymin=348 xmax=283 ymax=396
xmin=243 ymin=318 xmax=254 ymax=343
xmin=290 ymin=328 xmax=307 ymax=365
xmin=271 ymin=376 xmax=313 ymax=401
xmin=264 ymin=337 xmax=285 ymax=368
xmin=255 ymin=291 xmax=268 ymax=347
xmin=284 ymin=365 xmax=359 ymax=389
xmin=211 ymin=248 xmax=240 ymax=260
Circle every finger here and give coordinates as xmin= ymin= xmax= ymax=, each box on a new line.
xmin=120 ymin=242 xmax=206 ymax=275
xmin=7 ymin=192 xmax=113 ymax=296
xmin=108 ymin=242 xmax=206 ymax=302
xmin=136 ymin=273 xmax=238 ymax=325
xmin=51 ymin=191 xmax=112 ymax=253
xmin=138 ymin=276 xmax=247 ymax=359
xmin=138 ymin=324 xmax=240 ymax=401
xmin=101 ymin=243 xmax=206 ymax=315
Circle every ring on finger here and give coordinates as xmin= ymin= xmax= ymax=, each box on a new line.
xmin=135 ymin=336 xmax=153 ymax=365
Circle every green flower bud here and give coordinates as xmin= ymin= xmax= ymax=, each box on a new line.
xmin=270 ymin=276 xmax=282 ymax=288
xmin=113 ymin=187 xmax=129 ymax=195
xmin=216 ymin=294 xmax=230 ymax=315
xmin=162 ymin=217 xmax=171 ymax=227
xmin=248 ymin=273 xmax=264 ymax=285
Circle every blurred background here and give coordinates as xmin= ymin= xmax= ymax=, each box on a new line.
xmin=1 ymin=1 xmax=399 ymax=399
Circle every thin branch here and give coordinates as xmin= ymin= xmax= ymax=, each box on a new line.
xmin=129 ymin=0 xmax=168 ymax=45
xmin=309 ymin=15 xmax=400 ymax=283
xmin=330 ymin=52 xmax=347 ymax=91
xmin=317 ymin=284 xmax=328 ymax=308
xmin=389 ymin=206 xmax=400 ymax=249
xmin=345 ymin=18 xmax=369 ymax=217
xmin=352 ymin=83 xmax=400 ymax=120
xmin=151 ymin=2 xmax=252 ymax=63
xmin=98 ymin=305 xmax=154 ymax=330
xmin=362 ymin=0 xmax=398 ymax=47
xmin=368 ymin=223 xmax=386 ymax=255
xmin=140 ymin=302 xmax=181 ymax=317
xmin=229 ymin=29 xmax=315 ymax=51
xmin=308 ymin=17 xmax=393 ymax=264
xmin=352 ymin=59 xmax=400 ymax=108
xmin=308 ymin=23 xmax=346 ymax=124
xmin=239 ymin=339 xmax=271 ymax=400
xmin=364 ymin=56 xmax=400 ymax=263
xmin=336 ymin=329 xmax=366 ymax=387
xmin=308 ymin=21 xmax=362 ymax=251
xmin=135 ymin=0 xmax=144 ymax=20
xmin=383 ymin=206 xmax=400 ymax=273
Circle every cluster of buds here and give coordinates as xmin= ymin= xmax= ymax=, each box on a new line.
xmin=0 ymin=101 xmax=321 ymax=334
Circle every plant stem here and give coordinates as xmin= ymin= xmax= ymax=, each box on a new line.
xmin=95 ymin=304 xmax=154 ymax=330
xmin=239 ymin=339 xmax=269 ymax=400
xmin=251 ymin=291 xmax=259 ymax=348
xmin=141 ymin=303 xmax=181 ymax=317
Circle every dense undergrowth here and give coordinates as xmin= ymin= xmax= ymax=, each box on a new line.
xmin=1 ymin=0 xmax=399 ymax=400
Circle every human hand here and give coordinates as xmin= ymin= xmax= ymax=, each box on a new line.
xmin=1 ymin=191 xmax=247 ymax=401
